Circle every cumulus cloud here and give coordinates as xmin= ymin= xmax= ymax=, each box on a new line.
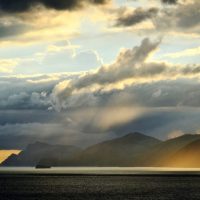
xmin=50 ymin=38 xmax=200 ymax=111
xmin=1 ymin=38 xmax=200 ymax=112
xmin=0 ymin=73 xmax=79 ymax=110
xmin=51 ymin=38 xmax=161 ymax=110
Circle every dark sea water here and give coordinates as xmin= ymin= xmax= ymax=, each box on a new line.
xmin=1 ymin=168 xmax=200 ymax=200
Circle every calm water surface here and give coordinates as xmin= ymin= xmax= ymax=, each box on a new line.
xmin=1 ymin=167 xmax=200 ymax=174
xmin=1 ymin=167 xmax=200 ymax=200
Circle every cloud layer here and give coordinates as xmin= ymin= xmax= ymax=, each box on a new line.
xmin=0 ymin=37 xmax=200 ymax=150
xmin=0 ymin=0 xmax=109 ymax=13
xmin=162 ymin=0 xmax=178 ymax=4
xmin=1 ymin=38 xmax=200 ymax=112
xmin=0 ymin=0 xmax=200 ymax=151
xmin=115 ymin=7 xmax=159 ymax=27
xmin=114 ymin=0 xmax=200 ymax=36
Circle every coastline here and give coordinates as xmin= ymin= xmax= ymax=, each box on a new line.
xmin=1 ymin=167 xmax=200 ymax=176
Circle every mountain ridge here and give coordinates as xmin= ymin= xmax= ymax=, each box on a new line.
xmin=46 ymin=132 xmax=161 ymax=167
xmin=1 ymin=142 xmax=81 ymax=166
xmin=2 ymin=132 xmax=200 ymax=168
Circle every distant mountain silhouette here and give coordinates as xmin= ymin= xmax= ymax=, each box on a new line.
xmin=1 ymin=142 xmax=81 ymax=166
xmin=165 ymin=139 xmax=200 ymax=167
xmin=141 ymin=134 xmax=200 ymax=167
xmin=56 ymin=132 xmax=161 ymax=166
xmin=2 ymin=132 xmax=200 ymax=168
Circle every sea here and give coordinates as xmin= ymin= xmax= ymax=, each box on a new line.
xmin=0 ymin=167 xmax=200 ymax=200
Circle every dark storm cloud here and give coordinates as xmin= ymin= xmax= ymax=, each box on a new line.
xmin=115 ymin=7 xmax=159 ymax=27
xmin=115 ymin=1 xmax=200 ymax=33
xmin=0 ymin=0 xmax=109 ymax=13
xmin=0 ymin=16 xmax=31 ymax=39
xmin=0 ymin=0 xmax=177 ymax=14
xmin=0 ymin=123 xmax=67 ymax=149
xmin=1 ymin=77 xmax=200 ymax=149
xmin=0 ymin=110 xmax=63 ymax=125
xmin=132 ymin=0 xmax=178 ymax=4
xmin=175 ymin=2 xmax=200 ymax=29
xmin=152 ymin=1 xmax=200 ymax=31
xmin=1 ymin=107 xmax=200 ymax=150
xmin=0 ymin=133 xmax=38 ymax=149
xmin=2 ymin=83 xmax=200 ymax=150
xmin=124 ymin=78 xmax=200 ymax=108
xmin=0 ymin=23 xmax=28 ymax=38
xmin=161 ymin=0 xmax=178 ymax=4
xmin=0 ymin=121 xmax=117 ymax=149
xmin=112 ymin=108 xmax=200 ymax=140
xmin=0 ymin=73 xmax=78 ymax=110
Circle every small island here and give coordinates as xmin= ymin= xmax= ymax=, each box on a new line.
xmin=35 ymin=164 xmax=51 ymax=169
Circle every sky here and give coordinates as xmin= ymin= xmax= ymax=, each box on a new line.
xmin=0 ymin=0 xmax=200 ymax=155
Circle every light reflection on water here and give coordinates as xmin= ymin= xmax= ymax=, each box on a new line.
xmin=1 ymin=167 xmax=200 ymax=174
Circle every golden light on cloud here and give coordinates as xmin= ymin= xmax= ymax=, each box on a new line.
xmin=0 ymin=5 xmax=111 ymax=48
xmin=0 ymin=59 xmax=19 ymax=73
xmin=69 ymin=106 xmax=146 ymax=132
xmin=95 ymin=106 xmax=146 ymax=131
xmin=164 ymin=46 xmax=200 ymax=58
xmin=0 ymin=150 xmax=21 ymax=164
